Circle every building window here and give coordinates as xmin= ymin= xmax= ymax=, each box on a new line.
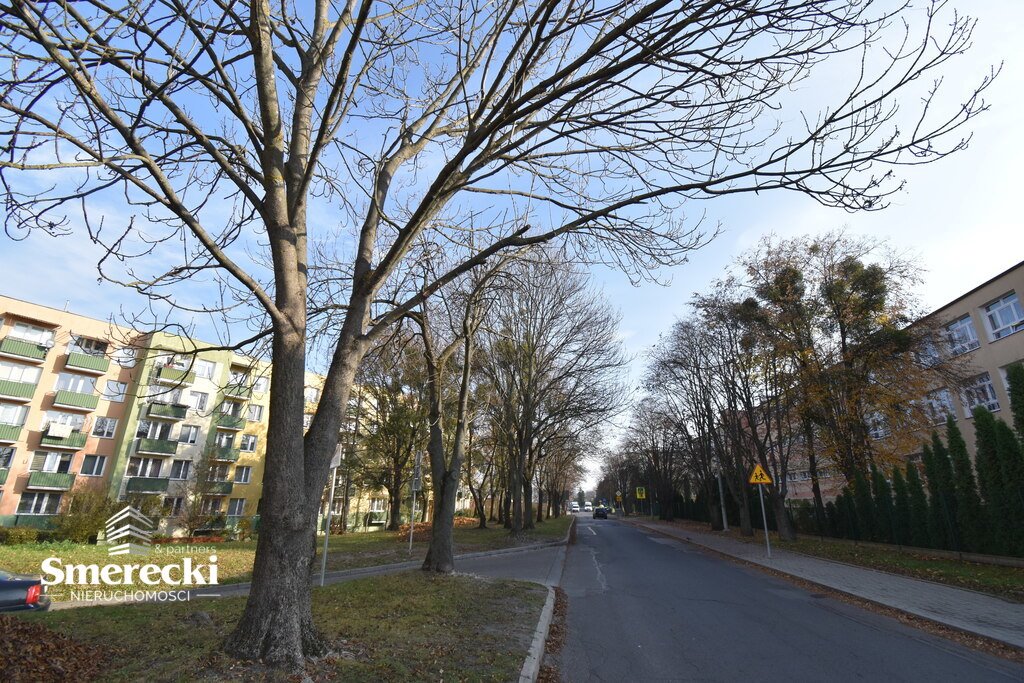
xmin=136 ymin=419 xmax=171 ymax=440
xmin=252 ymin=377 xmax=269 ymax=393
xmin=201 ymin=497 xmax=223 ymax=514
xmin=164 ymin=496 xmax=183 ymax=515
xmin=214 ymin=432 xmax=235 ymax=449
xmin=303 ymin=413 xmax=314 ymax=429
xmin=127 ymin=457 xmax=162 ymax=478
xmin=234 ymin=465 xmax=252 ymax=484
xmin=866 ymin=412 xmax=891 ymax=440
xmin=43 ymin=411 xmax=85 ymax=432
xmin=178 ymin=425 xmax=200 ymax=444
xmin=924 ymin=389 xmax=956 ymax=425
xmin=227 ymin=498 xmax=245 ymax=516
xmin=113 ymin=347 xmax=136 ymax=368
xmin=221 ymin=400 xmax=243 ymax=417
xmin=0 ymin=360 xmax=42 ymax=384
xmin=194 ymin=359 xmax=217 ymax=379
xmin=229 ymin=369 xmax=249 ymax=385
xmin=170 ymin=459 xmax=191 ymax=480
xmin=17 ymin=492 xmax=61 ymax=515
xmin=963 ymin=372 xmax=1000 ymax=414
xmin=208 ymin=464 xmax=230 ymax=482
xmin=10 ymin=322 xmax=54 ymax=346
xmin=0 ymin=402 xmax=29 ymax=426
xmin=0 ymin=446 xmax=14 ymax=469
xmin=69 ymin=336 xmax=107 ymax=357
xmin=92 ymin=417 xmax=118 ymax=439
xmin=80 ymin=454 xmax=106 ymax=477
xmin=240 ymin=434 xmax=258 ymax=452
xmin=31 ymin=451 xmax=72 ymax=473
xmin=984 ymin=292 xmax=1024 ymax=341
xmin=55 ymin=372 xmax=97 ymax=394
xmin=102 ymin=381 xmax=127 ymax=403
xmin=369 ymin=497 xmax=386 ymax=512
xmin=188 ymin=391 xmax=209 ymax=411
xmin=913 ymin=338 xmax=941 ymax=368
xmin=945 ymin=315 xmax=980 ymax=356
xmin=246 ymin=404 xmax=264 ymax=422
xmin=303 ymin=386 xmax=320 ymax=403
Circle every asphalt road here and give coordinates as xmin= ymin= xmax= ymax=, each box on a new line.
xmin=557 ymin=516 xmax=1024 ymax=682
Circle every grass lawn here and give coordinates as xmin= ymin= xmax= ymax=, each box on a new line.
xmin=12 ymin=572 xmax=546 ymax=682
xmin=657 ymin=518 xmax=1024 ymax=602
xmin=0 ymin=515 xmax=573 ymax=598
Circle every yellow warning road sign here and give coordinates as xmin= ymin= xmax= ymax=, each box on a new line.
xmin=748 ymin=464 xmax=773 ymax=485
xmin=636 ymin=486 xmax=647 ymax=500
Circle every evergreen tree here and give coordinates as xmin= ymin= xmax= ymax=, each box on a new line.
xmin=839 ymin=488 xmax=860 ymax=540
xmin=891 ymin=466 xmax=911 ymax=546
xmin=921 ymin=443 xmax=948 ymax=549
xmin=905 ymin=461 xmax=931 ymax=548
xmin=945 ymin=416 xmax=986 ymax=552
xmin=930 ymin=432 xmax=959 ymax=550
xmin=1006 ymin=362 xmax=1024 ymax=441
xmin=973 ymin=407 xmax=1005 ymax=553
xmin=824 ymin=501 xmax=840 ymax=538
xmin=852 ymin=469 xmax=876 ymax=541
xmin=870 ymin=464 xmax=895 ymax=544
xmin=993 ymin=420 xmax=1024 ymax=556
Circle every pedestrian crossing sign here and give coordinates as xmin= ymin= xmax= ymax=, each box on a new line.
xmin=748 ymin=464 xmax=773 ymax=485
xmin=636 ymin=486 xmax=646 ymax=500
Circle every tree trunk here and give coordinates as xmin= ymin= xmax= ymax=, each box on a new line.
xmin=387 ymin=488 xmax=403 ymax=532
xmin=772 ymin=492 xmax=797 ymax=541
xmin=739 ymin=485 xmax=754 ymax=536
xmin=522 ymin=475 xmax=535 ymax=530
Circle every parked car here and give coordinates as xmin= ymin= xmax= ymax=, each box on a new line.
xmin=0 ymin=569 xmax=50 ymax=612
xmin=593 ymin=506 xmax=608 ymax=519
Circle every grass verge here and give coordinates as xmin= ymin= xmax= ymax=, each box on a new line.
xmin=12 ymin=571 xmax=546 ymax=682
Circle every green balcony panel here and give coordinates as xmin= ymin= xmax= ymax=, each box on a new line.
xmin=0 ymin=423 xmax=23 ymax=443
xmin=212 ymin=446 xmax=241 ymax=462
xmin=53 ymin=390 xmax=99 ymax=410
xmin=126 ymin=477 xmax=170 ymax=494
xmin=215 ymin=414 xmax=245 ymax=430
xmin=154 ymin=366 xmax=195 ymax=385
xmin=0 ymin=469 xmax=8 ymax=485
xmin=222 ymin=384 xmax=253 ymax=400
xmin=0 ymin=337 xmax=48 ymax=362
xmin=40 ymin=431 xmax=87 ymax=450
xmin=0 ymin=378 xmax=37 ymax=401
xmin=137 ymin=438 xmax=179 ymax=455
xmin=208 ymin=481 xmax=233 ymax=495
xmin=65 ymin=351 xmax=110 ymax=374
xmin=27 ymin=471 xmax=76 ymax=490
xmin=148 ymin=403 xmax=188 ymax=420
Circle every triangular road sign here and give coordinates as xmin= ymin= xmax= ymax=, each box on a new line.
xmin=748 ymin=464 xmax=773 ymax=485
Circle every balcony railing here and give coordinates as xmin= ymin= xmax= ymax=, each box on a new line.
xmin=27 ymin=471 xmax=76 ymax=490
xmin=126 ymin=477 xmax=170 ymax=494
xmin=212 ymin=446 xmax=241 ymax=462
xmin=215 ymin=413 xmax=246 ymax=431
xmin=40 ymin=430 xmax=87 ymax=450
xmin=0 ymin=336 xmax=49 ymax=362
xmin=222 ymin=384 xmax=253 ymax=400
xmin=137 ymin=437 xmax=179 ymax=456
xmin=154 ymin=366 xmax=196 ymax=385
xmin=0 ymin=378 xmax=38 ymax=401
xmin=0 ymin=469 xmax=8 ymax=485
xmin=0 ymin=423 xmax=21 ymax=443
xmin=52 ymin=390 xmax=99 ymax=411
xmin=208 ymin=481 xmax=233 ymax=495
xmin=148 ymin=402 xmax=188 ymax=420
xmin=65 ymin=351 xmax=110 ymax=374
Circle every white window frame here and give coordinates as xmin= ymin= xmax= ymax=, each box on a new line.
xmin=303 ymin=386 xmax=320 ymax=403
xmin=127 ymin=457 xmax=163 ymax=478
xmin=80 ymin=454 xmax=106 ymax=477
xmin=188 ymin=391 xmax=209 ymax=411
xmin=113 ymin=347 xmax=136 ymax=368
xmin=924 ymin=388 xmax=956 ymax=425
xmin=17 ymin=491 xmax=61 ymax=515
xmin=201 ymin=497 xmax=223 ymax=514
xmin=866 ymin=412 xmax=891 ymax=440
xmin=246 ymin=404 xmax=264 ymax=422
xmin=984 ymin=292 xmax=1024 ymax=341
xmin=0 ymin=360 xmax=42 ymax=384
xmin=194 ymin=359 xmax=217 ymax=379
xmin=9 ymin=322 xmax=54 ymax=346
xmin=240 ymin=434 xmax=258 ymax=452
xmin=963 ymin=372 xmax=1000 ymax=415
xmin=164 ymin=496 xmax=183 ymax=515
xmin=44 ymin=411 xmax=85 ymax=431
xmin=92 ymin=416 xmax=118 ymax=439
xmin=252 ymin=377 xmax=269 ymax=393
xmin=102 ymin=381 xmax=127 ymax=403
xmin=178 ymin=424 xmax=200 ymax=444
xmin=0 ymin=402 xmax=29 ymax=426
xmin=38 ymin=451 xmax=72 ymax=473
xmin=227 ymin=498 xmax=246 ymax=516
xmin=945 ymin=315 xmax=980 ymax=356
xmin=215 ymin=431 xmax=235 ymax=448
xmin=170 ymin=459 xmax=191 ymax=480
xmin=69 ymin=336 xmax=108 ymax=357
xmin=234 ymin=465 xmax=252 ymax=484
xmin=54 ymin=372 xmax=97 ymax=394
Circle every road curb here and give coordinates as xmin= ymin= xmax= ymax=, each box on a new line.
xmin=519 ymin=586 xmax=556 ymax=683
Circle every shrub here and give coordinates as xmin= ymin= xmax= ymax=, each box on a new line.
xmin=53 ymin=489 xmax=120 ymax=543
xmin=5 ymin=527 xmax=39 ymax=544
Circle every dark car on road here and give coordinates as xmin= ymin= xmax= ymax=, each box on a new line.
xmin=593 ymin=506 xmax=608 ymax=519
xmin=0 ymin=569 xmax=50 ymax=612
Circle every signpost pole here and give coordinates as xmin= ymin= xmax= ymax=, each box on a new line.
xmin=320 ymin=465 xmax=337 ymax=587
xmin=757 ymin=483 xmax=771 ymax=559
xmin=409 ymin=489 xmax=416 ymax=554
xmin=717 ymin=471 xmax=729 ymax=532
xmin=409 ymin=450 xmax=423 ymax=555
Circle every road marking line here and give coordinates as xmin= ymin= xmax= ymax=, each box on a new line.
xmin=589 ymin=527 xmax=597 ymax=535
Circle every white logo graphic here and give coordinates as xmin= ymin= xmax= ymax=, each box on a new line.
xmin=105 ymin=506 xmax=154 ymax=556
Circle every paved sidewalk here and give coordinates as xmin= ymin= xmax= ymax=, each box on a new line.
xmin=629 ymin=519 xmax=1024 ymax=650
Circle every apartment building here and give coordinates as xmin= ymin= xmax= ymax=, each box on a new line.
xmin=785 ymin=260 xmax=1024 ymax=501
xmin=0 ymin=295 xmax=138 ymax=525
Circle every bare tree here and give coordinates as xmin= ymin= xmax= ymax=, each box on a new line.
xmin=0 ymin=0 xmax=991 ymax=665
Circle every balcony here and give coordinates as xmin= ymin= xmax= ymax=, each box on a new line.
xmin=222 ymin=384 xmax=253 ymax=400
xmin=126 ymin=477 xmax=170 ymax=494
xmin=212 ymin=446 xmax=241 ymax=462
xmin=0 ymin=378 xmax=38 ymax=402
xmin=208 ymin=481 xmax=233 ymax=495
xmin=148 ymin=402 xmax=188 ymax=420
xmin=0 ymin=336 xmax=49 ymax=363
xmin=154 ymin=365 xmax=196 ymax=385
xmin=65 ymin=351 xmax=110 ymax=374
xmin=27 ymin=471 xmax=76 ymax=490
xmin=0 ymin=423 xmax=23 ymax=444
xmin=0 ymin=469 xmax=8 ymax=486
xmin=136 ymin=437 xmax=179 ymax=456
xmin=215 ymin=413 xmax=245 ymax=431
xmin=39 ymin=430 xmax=87 ymax=450
xmin=52 ymin=390 xmax=99 ymax=411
